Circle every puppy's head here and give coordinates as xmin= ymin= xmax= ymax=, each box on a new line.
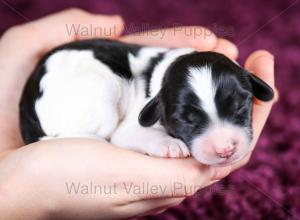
xmin=139 ymin=52 xmax=274 ymax=166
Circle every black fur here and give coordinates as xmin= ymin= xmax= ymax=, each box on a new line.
xmin=142 ymin=53 xmax=165 ymax=97
xmin=248 ymin=73 xmax=274 ymax=101
xmin=20 ymin=63 xmax=47 ymax=144
xmin=139 ymin=52 xmax=274 ymax=145
xmin=47 ymin=39 xmax=141 ymax=79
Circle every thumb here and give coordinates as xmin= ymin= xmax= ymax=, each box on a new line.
xmin=245 ymin=50 xmax=276 ymax=145
xmin=140 ymin=157 xmax=231 ymax=199
xmin=27 ymin=8 xmax=124 ymax=52
xmin=229 ymin=50 xmax=276 ymax=172
xmin=1 ymin=8 xmax=124 ymax=72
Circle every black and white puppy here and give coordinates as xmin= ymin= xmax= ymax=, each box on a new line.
xmin=20 ymin=39 xmax=274 ymax=166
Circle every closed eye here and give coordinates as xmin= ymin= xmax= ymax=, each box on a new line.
xmin=185 ymin=104 xmax=203 ymax=112
xmin=228 ymin=90 xmax=251 ymax=110
xmin=182 ymin=105 xmax=207 ymax=124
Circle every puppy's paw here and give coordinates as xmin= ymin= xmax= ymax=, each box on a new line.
xmin=146 ymin=137 xmax=190 ymax=158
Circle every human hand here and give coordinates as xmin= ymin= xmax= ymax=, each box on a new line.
xmin=0 ymin=9 xmax=227 ymax=219
xmin=0 ymin=8 xmax=276 ymax=220
xmin=0 ymin=8 xmax=124 ymax=152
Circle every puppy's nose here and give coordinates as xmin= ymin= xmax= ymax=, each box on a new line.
xmin=215 ymin=141 xmax=237 ymax=158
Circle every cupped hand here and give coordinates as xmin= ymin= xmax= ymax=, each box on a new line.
xmin=0 ymin=9 xmax=276 ymax=220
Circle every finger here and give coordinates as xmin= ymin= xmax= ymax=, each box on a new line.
xmin=244 ymin=50 xmax=273 ymax=71
xmin=208 ymin=165 xmax=232 ymax=181
xmin=213 ymin=38 xmax=239 ymax=60
xmin=227 ymin=51 xmax=275 ymax=171
xmin=0 ymin=9 xmax=124 ymax=111
xmin=245 ymin=50 xmax=275 ymax=145
xmin=273 ymin=88 xmax=280 ymax=103
xmin=28 ymin=8 xmax=124 ymax=53
xmin=34 ymin=139 xmax=218 ymax=200
xmin=1 ymin=8 xmax=124 ymax=78
xmin=231 ymin=154 xmax=251 ymax=171
xmin=139 ymin=156 xmax=230 ymax=199
xmin=150 ymin=208 xmax=168 ymax=215
xmin=3 ymin=9 xmax=124 ymax=56
xmin=121 ymin=26 xmax=218 ymax=51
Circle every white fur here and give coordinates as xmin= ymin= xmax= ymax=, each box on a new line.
xmin=110 ymin=75 xmax=190 ymax=157
xmin=190 ymin=121 xmax=251 ymax=165
xmin=36 ymin=50 xmax=125 ymax=139
xmin=111 ymin=47 xmax=195 ymax=156
xmin=110 ymin=48 xmax=194 ymax=156
xmin=188 ymin=66 xmax=218 ymax=122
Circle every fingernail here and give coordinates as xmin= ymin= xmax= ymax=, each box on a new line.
xmin=255 ymin=52 xmax=274 ymax=62
xmin=267 ymin=53 xmax=274 ymax=62
xmin=252 ymin=53 xmax=274 ymax=77
xmin=264 ymin=51 xmax=274 ymax=59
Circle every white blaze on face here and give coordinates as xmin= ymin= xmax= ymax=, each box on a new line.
xmin=188 ymin=66 xmax=251 ymax=165
xmin=188 ymin=66 xmax=218 ymax=121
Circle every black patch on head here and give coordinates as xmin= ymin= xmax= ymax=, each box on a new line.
xmin=214 ymin=79 xmax=252 ymax=127
xmin=212 ymin=66 xmax=253 ymax=136
xmin=160 ymin=88 xmax=210 ymax=145
xmin=156 ymin=52 xmax=215 ymax=145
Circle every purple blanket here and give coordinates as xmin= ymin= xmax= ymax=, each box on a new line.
xmin=0 ymin=0 xmax=299 ymax=219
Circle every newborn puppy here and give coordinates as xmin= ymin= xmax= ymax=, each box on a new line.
xmin=20 ymin=39 xmax=274 ymax=166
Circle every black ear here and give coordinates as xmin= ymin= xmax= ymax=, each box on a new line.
xmin=248 ymin=72 xmax=274 ymax=101
xmin=139 ymin=96 xmax=161 ymax=127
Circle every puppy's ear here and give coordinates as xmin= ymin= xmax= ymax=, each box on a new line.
xmin=248 ymin=72 xmax=274 ymax=101
xmin=139 ymin=95 xmax=161 ymax=127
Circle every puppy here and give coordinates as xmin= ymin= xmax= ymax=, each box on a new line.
xmin=20 ymin=39 xmax=274 ymax=166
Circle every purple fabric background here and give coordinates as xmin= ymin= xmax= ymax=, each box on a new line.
xmin=0 ymin=0 xmax=299 ymax=219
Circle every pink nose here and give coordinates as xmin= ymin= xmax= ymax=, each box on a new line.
xmin=215 ymin=143 xmax=236 ymax=158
